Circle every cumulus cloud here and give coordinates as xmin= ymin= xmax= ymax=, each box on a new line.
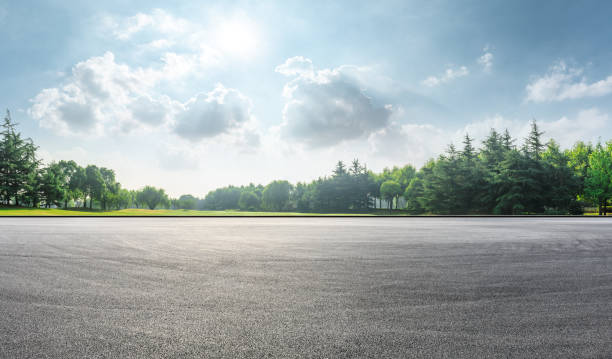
xmin=174 ymin=84 xmax=259 ymax=145
xmin=477 ymin=49 xmax=493 ymax=73
xmin=28 ymin=52 xmax=258 ymax=146
xmin=422 ymin=66 xmax=469 ymax=87
xmin=526 ymin=61 xmax=612 ymax=102
xmin=276 ymin=57 xmax=393 ymax=147
xmin=29 ymin=52 xmax=173 ymax=135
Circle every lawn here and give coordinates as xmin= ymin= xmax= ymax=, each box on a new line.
xmin=1 ymin=207 xmax=605 ymax=216
xmin=0 ymin=207 xmax=376 ymax=216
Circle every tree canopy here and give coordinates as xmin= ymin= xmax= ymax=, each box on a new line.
xmin=2 ymin=111 xmax=612 ymax=215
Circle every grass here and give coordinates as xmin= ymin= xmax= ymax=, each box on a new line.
xmin=0 ymin=207 xmax=376 ymax=216
xmin=1 ymin=207 xmax=607 ymax=216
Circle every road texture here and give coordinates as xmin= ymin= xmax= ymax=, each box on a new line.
xmin=0 ymin=218 xmax=611 ymax=358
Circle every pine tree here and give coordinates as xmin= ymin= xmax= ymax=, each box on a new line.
xmin=525 ymin=120 xmax=544 ymax=159
xmin=0 ymin=110 xmax=40 ymax=206
xmin=462 ymin=134 xmax=475 ymax=160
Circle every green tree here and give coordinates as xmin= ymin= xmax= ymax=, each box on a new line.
xmin=263 ymin=180 xmax=292 ymax=211
xmin=566 ymin=141 xmax=593 ymax=200
xmin=584 ymin=142 xmax=612 ymax=215
xmin=110 ymin=188 xmax=131 ymax=210
xmin=238 ymin=191 xmax=260 ymax=210
xmin=0 ymin=110 xmax=40 ymax=206
xmin=541 ymin=140 xmax=580 ymax=213
xmin=177 ymin=194 xmax=198 ymax=210
xmin=99 ymin=167 xmax=118 ymax=211
xmin=137 ymin=186 xmax=169 ymax=210
xmin=85 ymin=165 xmax=103 ymax=209
xmin=39 ymin=162 xmax=67 ymax=207
xmin=57 ymin=160 xmax=80 ymax=208
xmin=525 ymin=120 xmax=545 ymax=160
xmin=380 ymin=180 xmax=401 ymax=210
xmin=404 ymin=176 xmax=425 ymax=214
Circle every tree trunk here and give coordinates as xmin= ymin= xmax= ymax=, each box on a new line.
xmin=599 ymin=200 xmax=603 ymax=216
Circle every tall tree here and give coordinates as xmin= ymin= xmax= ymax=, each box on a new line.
xmin=541 ymin=140 xmax=580 ymax=213
xmin=39 ymin=162 xmax=67 ymax=207
xmin=85 ymin=165 xmax=103 ymax=209
xmin=525 ymin=120 xmax=545 ymax=159
xmin=584 ymin=142 xmax=612 ymax=215
xmin=0 ymin=110 xmax=40 ymax=206
xmin=380 ymin=180 xmax=401 ymax=210
xmin=99 ymin=167 xmax=117 ymax=211
xmin=57 ymin=160 xmax=79 ymax=208
xmin=262 ymin=180 xmax=292 ymax=211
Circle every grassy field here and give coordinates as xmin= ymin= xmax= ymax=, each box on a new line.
xmin=0 ymin=207 xmax=608 ymax=216
xmin=0 ymin=207 xmax=377 ymax=216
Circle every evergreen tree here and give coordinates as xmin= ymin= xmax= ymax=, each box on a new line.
xmin=525 ymin=120 xmax=545 ymax=159
xmin=0 ymin=110 xmax=40 ymax=206
xmin=541 ymin=140 xmax=580 ymax=213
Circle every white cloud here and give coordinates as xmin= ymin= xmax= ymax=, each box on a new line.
xmin=29 ymin=52 xmax=173 ymax=135
xmin=542 ymin=108 xmax=609 ymax=146
xmin=477 ymin=49 xmax=493 ymax=73
xmin=276 ymin=57 xmax=393 ymax=148
xmin=526 ymin=62 xmax=612 ymax=102
xmin=422 ymin=66 xmax=469 ymax=87
xmin=174 ymin=84 xmax=259 ymax=145
xmin=275 ymin=56 xmax=314 ymax=77
xmin=28 ymin=52 xmax=258 ymax=146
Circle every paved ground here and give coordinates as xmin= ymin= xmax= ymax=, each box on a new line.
xmin=0 ymin=218 xmax=610 ymax=358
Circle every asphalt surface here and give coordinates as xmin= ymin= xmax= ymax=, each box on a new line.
xmin=0 ymin=218 xmax=611 ymax=358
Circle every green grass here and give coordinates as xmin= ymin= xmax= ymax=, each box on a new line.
xmin=2 ymin=207 xmax=603 ymax=216
xmin=0 ymin=207 xmax=376 ymax=216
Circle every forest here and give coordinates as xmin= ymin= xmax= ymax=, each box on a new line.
xmin=2 ymin=110 xmax=611 ymax=215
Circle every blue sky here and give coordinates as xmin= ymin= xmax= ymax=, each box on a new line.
xmin=2 ymin=0 xmax=612 ymax=196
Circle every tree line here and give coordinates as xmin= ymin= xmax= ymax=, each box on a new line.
xmin=2 ymin=110 xmax=612 ymax=214
xmin=190 ymin=122 xmax=611 ymax=215
xmin=0 ymin=111 xmax=170 ymax=210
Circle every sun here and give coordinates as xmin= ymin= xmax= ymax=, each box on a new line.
xmin=213 ymin=18 xmax=260 ymax=58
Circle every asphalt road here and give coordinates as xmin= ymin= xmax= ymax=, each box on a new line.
xmin=0 ymin=218 xmax=611 ymax=358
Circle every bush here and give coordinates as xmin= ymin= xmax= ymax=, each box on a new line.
xmin=568 ymin=200 xmax=585 ymax=215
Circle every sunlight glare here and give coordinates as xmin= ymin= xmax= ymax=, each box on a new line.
xmin=214 ymin=18 xmax=260 ymax=58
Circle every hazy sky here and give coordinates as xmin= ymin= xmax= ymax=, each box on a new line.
xmin=2 ymin=0 xmax=612 ymax=196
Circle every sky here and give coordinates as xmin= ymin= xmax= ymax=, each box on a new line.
xmin=2 ymin=0 xmax=612 ymax=197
